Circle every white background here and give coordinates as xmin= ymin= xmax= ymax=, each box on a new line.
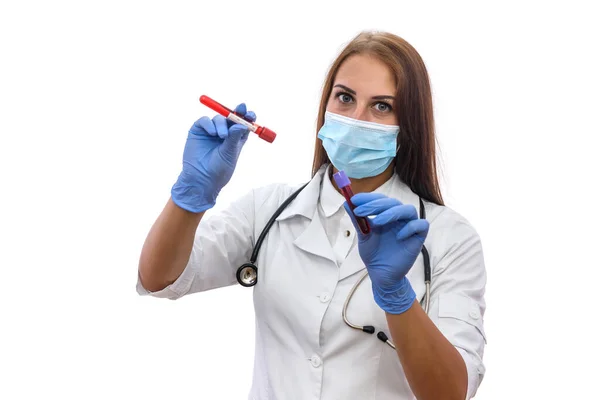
xmin=1 ymin=1 xmax=599 ymax=399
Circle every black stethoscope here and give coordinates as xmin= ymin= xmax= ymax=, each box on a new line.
xmin=236 ymin=182 xmax=432 ymax=349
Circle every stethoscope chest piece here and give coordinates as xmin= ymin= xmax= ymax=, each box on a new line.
xmin=236 ymin=263 xmax=258 ymax=287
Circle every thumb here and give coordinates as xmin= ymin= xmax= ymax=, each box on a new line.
xmin=220 ymin=124 xmax=247 ymax=160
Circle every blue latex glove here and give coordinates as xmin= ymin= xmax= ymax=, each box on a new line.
xmin=343 ymin=192 xmax=430 ymax=314
xmin=171 ymin=103 xmax=256 ymax=213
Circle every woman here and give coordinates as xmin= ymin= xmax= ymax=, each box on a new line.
xmin=137 ymin=31 xmax=487 ymax=400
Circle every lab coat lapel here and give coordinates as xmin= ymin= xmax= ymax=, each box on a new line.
xmin=339 ymin=244 xmax=366 ymax=281
xmin=292 ymin=207 xmax=337 ymax=265
xmin=276 ymin=166 xmax=325 ymax=222
xmin=275 ymin=166 xmax=337 ymax=265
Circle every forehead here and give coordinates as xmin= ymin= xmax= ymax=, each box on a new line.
xmin=334 ymin=53 xmax=396 ymax=94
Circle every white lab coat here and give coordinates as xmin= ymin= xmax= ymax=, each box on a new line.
xmin=137 ymin=165 xmax=487 ymax=400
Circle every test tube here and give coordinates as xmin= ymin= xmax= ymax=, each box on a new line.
xmin=199 ymin=95 xmax=276 ymax=143
xmin=333 ymin=170 xmax=371 ymax=234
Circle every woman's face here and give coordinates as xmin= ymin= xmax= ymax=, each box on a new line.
xmin=326 ymin=53 xmax=398 ymax=125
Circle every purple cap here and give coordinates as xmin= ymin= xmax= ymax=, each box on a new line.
xmin=333 ymin=170 xmax=350 ymax=188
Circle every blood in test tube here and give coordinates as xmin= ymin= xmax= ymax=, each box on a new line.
xmin=333 ymin=170 xmax=371 ymax=234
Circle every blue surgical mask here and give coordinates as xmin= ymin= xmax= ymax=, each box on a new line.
xmin=317 ymin=111 xmax=400 ymax=179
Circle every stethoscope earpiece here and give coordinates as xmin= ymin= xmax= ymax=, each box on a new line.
xmin=376 ymin=331 xmax=389 ymax=343
xmin=362 ymin=326 xmax=375 ymax=334
xmin=236 ymin=263 xmax=258 ymax=287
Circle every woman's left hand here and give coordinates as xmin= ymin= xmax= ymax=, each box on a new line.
xmin=343 ymin=192 xmax=429 ymax=314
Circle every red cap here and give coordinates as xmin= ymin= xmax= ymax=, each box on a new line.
xmin=256 ymin=126 xmax=276 ymax=143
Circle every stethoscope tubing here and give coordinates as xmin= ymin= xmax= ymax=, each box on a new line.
xmin=235 ymin=181 xmax=432 ymax=350
xmin=342 ymin=269 xmax=431 ymax=350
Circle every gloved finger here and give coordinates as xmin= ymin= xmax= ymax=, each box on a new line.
xmin=245 ymin=110 xmax=257 ymax=123
xmin=370 ymin=204 xmax=418 ymax=226
xmin=353 ymin=197 xmax=403 ymax=217
xmin=350 ymin=192 xmax=390 ymax=206
xmin=396 ymin=219 xmax=429 ymax=242
xmin=225 ymin=103 xmax=251 ymax=128
xmin=220 ymin=124 xmax=248 ymax=160
xmin=234 ymin=103 xmax=247 ymax=115
xmin=191 ymin=116 xmax=217 ymax=136
xmin=213 ymin=115 xmax=229 ymax=139
xmin=233 ymin=103 xmax=256 ymax=122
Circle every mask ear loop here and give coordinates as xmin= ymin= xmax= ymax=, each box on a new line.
xmin=395 ymin=127 xmax=403 ymax=154
xmin=394 ymin=137 xmax=401 ymax=169
xmin=395 ymin=130 xmax=401 ymax=154
xmin=392 ymin=143 xmax=400 ymax=171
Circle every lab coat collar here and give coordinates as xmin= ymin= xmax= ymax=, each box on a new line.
xmin=319 ymin=165 xmax=345 ymax=218
xmin=275 ymin=165 xmax=327 ymax=222
xmin=275 ymin=165 xmax=337 ymax=264
xmin=291 ymin=206 xmax=338 ymax=264
xmin=278 ymin=164 xmax=400 ymax=222
xmin=275 ymin=163 xmax=423 ymax=278
xmin=273 ymin=163 xmax=422 ymax=228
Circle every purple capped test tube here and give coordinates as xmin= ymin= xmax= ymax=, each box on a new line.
xmin=333 ymin=170 xmax=371 ymax=234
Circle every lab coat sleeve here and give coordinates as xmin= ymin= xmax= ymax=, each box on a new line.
xmin=425 ymin=208 xmax=487 ymax=399
xmin=136 ymin=186 xmax=264 ymax=300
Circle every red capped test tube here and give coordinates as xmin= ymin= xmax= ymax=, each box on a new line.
xmin=333 ymin=170 xmax=371 ymax=235
xmin=199 ymin=95 xmax=276 ymax=143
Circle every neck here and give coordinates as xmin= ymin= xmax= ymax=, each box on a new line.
xmin=329 ymin=164 xmax=395 ymax=195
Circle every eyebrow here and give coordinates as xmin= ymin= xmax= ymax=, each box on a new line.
xmin=333 ymin=84 xmax=395 ymax=101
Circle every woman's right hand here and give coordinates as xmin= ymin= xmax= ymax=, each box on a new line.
xmin=171 ymin=103 xmax=256 ymax=213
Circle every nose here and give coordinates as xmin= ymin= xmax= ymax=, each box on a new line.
xmin=350 ymin=106 xmax=369 ymax=122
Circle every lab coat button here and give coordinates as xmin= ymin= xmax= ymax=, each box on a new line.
xmin=344 ymin=230 xmax=351 ymax=237
xmin=469 ymin=308 xmax=480 ymax=319
xmin=310 ymin=355 xmax=322 ymax=368
xmin=319 ymin=292 xmax=330 ymax=302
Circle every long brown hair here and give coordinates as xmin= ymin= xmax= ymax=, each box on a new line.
xmin=311 ymin=31 xmax=444 ymax=206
